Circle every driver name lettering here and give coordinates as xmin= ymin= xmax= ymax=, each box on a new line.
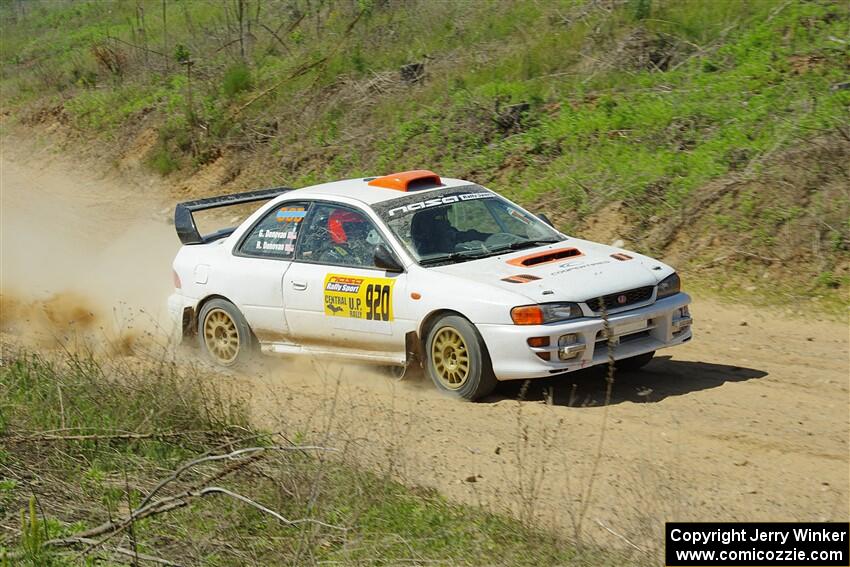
xmin=255 ymin=240 xmax=294 ymax=252
xmin=258 ymin=229 xmax=288 ymax=239
xmin=387 ymin=191 xmax=494 ymax=217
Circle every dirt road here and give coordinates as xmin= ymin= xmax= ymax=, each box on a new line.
xmin=2 ymin=139 xmax=847 ymax=550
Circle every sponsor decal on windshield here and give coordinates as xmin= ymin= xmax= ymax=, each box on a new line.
xmin=386 ymin=192 xmax=493 ymax=217
xmin=324 ymin=274 xmax=395 ymax=321
xmin=508 ymin=209 xmax=532 ymax=224
xmin=377 ymin=186 xmax=496 ymax=218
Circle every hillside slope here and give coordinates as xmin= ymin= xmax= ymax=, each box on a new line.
xmin=1 ymin=0 xmax=848 ymax=310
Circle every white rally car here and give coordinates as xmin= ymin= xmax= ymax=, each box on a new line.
xmin=169 ymin=170 xmax=692 ymax=401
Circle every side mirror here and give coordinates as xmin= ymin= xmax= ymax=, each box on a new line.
xmin=537 ymin=212 xmax=555 ymax=227
xmin=374 ymin=244 xmax=404 ymax=273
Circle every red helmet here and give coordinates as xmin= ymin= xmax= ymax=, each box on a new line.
xmin=328 ymin=210 xmax=365 ymax=244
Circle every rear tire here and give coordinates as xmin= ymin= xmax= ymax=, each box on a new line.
xmin=198 ymin=299 xmax=254 ymax=368
xmin=616 ymin=350 xmax=655 ymax=371
xmin=424 ymin=315 xmax=497 ymax=401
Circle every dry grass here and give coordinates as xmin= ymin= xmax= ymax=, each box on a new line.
xmin=0 ymin=342 xmax=639 ymax=565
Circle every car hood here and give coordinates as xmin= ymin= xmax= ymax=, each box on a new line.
xmin=428 ymin=238 xmax=672 ymax=304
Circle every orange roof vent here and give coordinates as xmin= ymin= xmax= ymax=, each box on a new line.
xmin=367 ymin=170 xmax=442 ymax=191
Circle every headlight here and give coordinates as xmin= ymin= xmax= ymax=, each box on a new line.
xmin=656 ymin=272 xmax=681 ymax=299
xmin=511 ymin=302 xmax=582 ymax=325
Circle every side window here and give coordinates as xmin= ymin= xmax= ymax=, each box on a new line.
xmin=297 ymin=204 xmax=391 ymax=269
xmin=238 ymin=202 xmax=310 ymax=259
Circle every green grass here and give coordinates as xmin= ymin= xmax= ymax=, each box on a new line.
xmin=0 ymin=347 xmax=637 ymax=565
xmin=1 ymin=0 xmax=848 ymax=308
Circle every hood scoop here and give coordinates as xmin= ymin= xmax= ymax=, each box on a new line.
xmin=507 ymin=247 xmax=583 ymax=267
xmin=501 ymin=274 xmax=542 ymax=284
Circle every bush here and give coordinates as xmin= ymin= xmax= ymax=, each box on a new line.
xmin=148 ymin=144 xmax=180 ymax=175
xmin=222 ymin=63 xmax=253 ymax=98
xmin=631 ymin=0 xmax=652 ymax=21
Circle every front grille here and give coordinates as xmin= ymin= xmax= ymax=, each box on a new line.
xmin=596 ymin=329 xmax=651 ymax=345
xmin=586 ymin=286 xmax=653 ymax=312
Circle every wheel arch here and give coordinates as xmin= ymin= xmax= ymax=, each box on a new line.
xmin=194 ymin=294 xmax=257 ymax=366
xmin=192 ymin=294 xmax=247 ymax=338
xmin=417 ymin=308 xmax=484 ymax=364
xmin=418 ymin=310 xmax=498 ymax=401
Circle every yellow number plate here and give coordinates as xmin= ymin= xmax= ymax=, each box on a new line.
xmin=323 ymin=274 xmax=395 ymax=321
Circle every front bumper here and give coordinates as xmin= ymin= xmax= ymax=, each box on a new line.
xmin=477 ymin=292 xmax=693 ymax=381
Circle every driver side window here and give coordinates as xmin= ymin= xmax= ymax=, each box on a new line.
xmin=297 ymin=204 xmax=392 ymax=269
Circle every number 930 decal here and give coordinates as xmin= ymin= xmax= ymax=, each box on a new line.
xmin=323 ymin=274 xmax=394 ymax=321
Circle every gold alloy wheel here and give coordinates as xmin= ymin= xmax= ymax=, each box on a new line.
xmin=203 ymin=308 xmax=240 ymax=365
xmin=431 ymin=326 xmax=470 ymax=389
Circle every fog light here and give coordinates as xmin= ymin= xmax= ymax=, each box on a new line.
xmin=535 ymin=352 xmax=551 ymax=361
xmin=527 ymin=336 xmax=550 ymax=348
xmin=558 ymin=334 xmax=585 ymax=361
xmin=673 ymin=307 xmax=693 ymax=333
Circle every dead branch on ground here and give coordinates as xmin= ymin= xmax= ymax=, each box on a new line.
xmin=11 ymin=444 xmax=344 ymax=562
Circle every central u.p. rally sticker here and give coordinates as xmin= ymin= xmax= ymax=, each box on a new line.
xmin=323 ymin=274 xmax=395 ymax=321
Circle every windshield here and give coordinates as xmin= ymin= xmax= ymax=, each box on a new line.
xmin=374 ymin=185 xmax=565 ymax=266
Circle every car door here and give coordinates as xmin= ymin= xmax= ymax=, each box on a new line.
xmin=220 ymin=201 xmax=311 ymax=343
xmin=282 ymin=201 xmax=408 ymax=354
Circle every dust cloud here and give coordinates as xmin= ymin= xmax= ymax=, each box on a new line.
xmin=0 ymin=150 xmax=179 ymax=350
xmin=0 ymin=146 xmax=419 ymax=385
xmin=0 ymin=145 xmax=429 ymax=395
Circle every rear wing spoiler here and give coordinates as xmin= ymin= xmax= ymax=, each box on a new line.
xmin=174 ymin=187 xmax=293 ymax=245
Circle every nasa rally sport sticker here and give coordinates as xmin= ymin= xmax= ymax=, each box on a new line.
xmin=323 ymin=274 xmax=395 ymax=321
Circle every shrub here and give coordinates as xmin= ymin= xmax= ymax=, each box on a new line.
xmin=222 ymin=63 xmax=253 ymax=98
xmin=148 ymin=144 xmax=179 ymax=175
xmin=632 ymin=0 xmax=652 ymax=21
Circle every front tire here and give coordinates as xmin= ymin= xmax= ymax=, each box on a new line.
xmin=425 ymin=315 xmax=497 ymax=401
xmin=616 ymin=350 xmax=655 ymax=371
xmin=198 ymin=299 xmax=254 ymax=368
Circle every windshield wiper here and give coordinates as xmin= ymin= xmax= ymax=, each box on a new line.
xmin=419 ymin=250 xmax=493 ymax=266
xmin=419 ymin=239 xmax=563 ymax=266
xmin=489 ymin=239 xmax=563 ymax=254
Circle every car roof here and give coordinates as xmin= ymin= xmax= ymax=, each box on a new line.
xmin=290 ymin=176 xmax=475 ymax=206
